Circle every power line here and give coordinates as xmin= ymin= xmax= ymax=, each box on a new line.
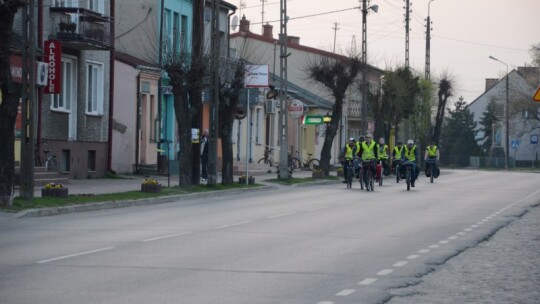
xmin=245 ymin=6 xmax=361 ymax=26
xmin=432 ymin=35 xmax=528 ymax=52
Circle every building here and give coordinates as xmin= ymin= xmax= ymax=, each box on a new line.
xmin=468 ymin=66 xmax=540 ymax=166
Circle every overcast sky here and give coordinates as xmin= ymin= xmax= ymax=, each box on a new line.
xmin=233 ymin=0 xmax=540 ymax=104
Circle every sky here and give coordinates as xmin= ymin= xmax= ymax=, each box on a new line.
xmin=232 ymin=0 xmax=540 ymax=104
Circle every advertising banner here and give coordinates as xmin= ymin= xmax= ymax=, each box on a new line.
xmin=44 ymin=40 xmax=62 ymax=94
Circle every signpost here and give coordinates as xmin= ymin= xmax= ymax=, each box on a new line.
xmin=533 ymin=85 xmax=540 ymax=102
xmin=303 ymin=115 xmax=323 ymax=125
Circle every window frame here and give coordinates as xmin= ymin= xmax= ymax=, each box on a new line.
xmin=51 ymin=55 xmax=76 ymax=113
xmin=85 ymin=60 xmax=104 ymax=116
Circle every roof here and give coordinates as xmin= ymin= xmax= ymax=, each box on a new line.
xmin=269 ymin=73 xmax=333 ymax=111
xmin=115 ymin=51 xmax=160 ymax=71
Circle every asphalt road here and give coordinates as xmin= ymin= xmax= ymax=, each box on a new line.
xmin=0 ymin=170 xmax=538 ymax=304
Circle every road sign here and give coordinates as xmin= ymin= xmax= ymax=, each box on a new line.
xmin=534 ymin=85 xmax=540 ymax=102
xmin=531 ymin=135 xmax=539 ymax=145
xmin=288 ymin=99 xmax=304 ymax=119
xmin=303 ymin=115 xmax=323 ymax=125
xmin=511 ymin=140 xmax=519 ymax=149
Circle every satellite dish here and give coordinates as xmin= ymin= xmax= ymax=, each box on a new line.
xmin=231 ymin=15 xmax=239 ymax=31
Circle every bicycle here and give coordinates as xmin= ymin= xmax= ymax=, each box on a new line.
xmin=290 ymin=151 xmax=320 ymax=171
xmin=344 ymin=159 xmax=354 ymax=189
xmin=257 ymin=146 xmax=294 ymax=177
xmin=425 ymin=158 xmax=438 ymax=183
xmin=392 ymin=159 xmax=402 ymax=183
xmin=375 ymin=159 xmax=385 ymax=186
xmin=402 ymin=160 xmax=414 ymax=191
xmin=362 ymin=159 xmax=375 ymax=192
xmin=43 ymin=149 xmax=58 ymax=172
xmin=355 ymin=158 xmax=364 ymax=190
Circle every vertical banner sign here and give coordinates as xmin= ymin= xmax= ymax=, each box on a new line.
xmin=44 ymin=40 xmax=61 ymax=94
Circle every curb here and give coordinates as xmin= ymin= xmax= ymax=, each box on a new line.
xmin=15 ymin=184 xmax=280 ymax=218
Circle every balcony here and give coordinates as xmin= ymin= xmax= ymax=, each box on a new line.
xmin=50 ymin=7 xmax=112 ymax=50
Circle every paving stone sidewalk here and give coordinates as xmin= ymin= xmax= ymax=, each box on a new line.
xmin=387 ymin=204 xmax=540 ymax=304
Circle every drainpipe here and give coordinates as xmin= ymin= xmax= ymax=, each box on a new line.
xmin=135 ymin=72 xmax=141 ymax=172
xmin=107 ymin=0 xmax=116 ymax=172
xmin=36 ymin=0 xmax=43 ymax=165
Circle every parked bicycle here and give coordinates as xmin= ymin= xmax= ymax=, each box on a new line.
xmin=257 ymin=146 xmax=294 ymax=177
xmin=290 ymin=150 xmax=320 ymax=171
xmin=43 ymin=149 xmax=58 ymax=172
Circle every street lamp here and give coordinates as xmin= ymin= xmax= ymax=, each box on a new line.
xmin=361 ymin=0 xmax=378 ymax=136
xmin=488 ymin=55 xmax=509 ymax=169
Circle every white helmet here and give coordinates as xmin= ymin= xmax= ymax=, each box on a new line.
xmin=407 ymin=139 xmax=414 ymax=145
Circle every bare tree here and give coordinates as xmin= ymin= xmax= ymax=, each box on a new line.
xmin=306 ymin=53 xmax=362 ymax=175
xmin=433 ymin=74 xmax=454 ymax=146
xmin=0 ymin=0 xmax=25 ymax=207
xmin=218 ymin=58 xmax=247 ymax=184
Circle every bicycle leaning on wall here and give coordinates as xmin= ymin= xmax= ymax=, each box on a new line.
xmin=290 ymin=150 xmax=320 ymax=171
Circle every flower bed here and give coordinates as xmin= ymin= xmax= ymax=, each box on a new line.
xmin=239 ymin=175 xmax=255 ymax=185
xmin=141 ymin=178 xmax=161 ymax=193
xmin=42 ymin=183 xmax=68 ymax=198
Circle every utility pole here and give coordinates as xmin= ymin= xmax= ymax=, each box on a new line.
xmin=361 ymin=0 xmax=368 ymax=135
xmin=208 ymin=0 xmax=220 ymax=185
xmin=425 ymin=0 xmax=435 ymax=80
xmin=404 ymin=0 xmax=411 ymax=68
xmin=278 ymin=0 xmax=289 ymax=179
xmin=20 ymin=0 xmax=36 ymax=199
xmin=261 ymin=0 xmax=266 ymax=33
xmin=332 ymin=22 xmax=339 ymax=53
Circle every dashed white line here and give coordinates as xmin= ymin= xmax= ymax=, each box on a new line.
xmin=268 ymin=212 xmax=296 ymax=219
xmin=37 ymin=247 xmax=114 ymax=264
xmin=215 ymin=220 xmax=253 ymax=229
xmin=142 ymin=232 xmax=192 ymax=242
xmin=377 ymin=269 xmax=394 ymax=275
xmin=335 ymin=289 xmax=355 ymax=296
xmin=407 ymin=254 xmax=420 ymax=260
xmin=418 ymin=249 xmax=430 ymax=254
xmin=439 ymin=240 xmax=450 ymax=244
xmin=307 ymin=206 xmax=329 ymax=212
xmin=464 ymin=228 xmax=473 ymax=231
xmin=317 ymin=302 xmax=334 ymax=304
xmin=428 ymin=244 xmax=440 ymax=249
xmin=448 ymin=236 xmax=458 ymax=240
xmin=393 ymin=261 xmax=408 ymax=267
xmin=358 ymin=278 xmax=378 ymax=285
xmin=471 ymin=225 xmax=479 ymax=228
xmin=457 ymin=232 xmax=466 ymax=235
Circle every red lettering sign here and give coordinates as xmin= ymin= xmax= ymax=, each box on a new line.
xmin=44 ymin=40 xmax=61 ymax=94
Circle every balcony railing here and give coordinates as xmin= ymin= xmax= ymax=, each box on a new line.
xmin=50 ymin=7 xmax=112 ymax=50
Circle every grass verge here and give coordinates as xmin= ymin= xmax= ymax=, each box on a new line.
xmin=6 ymin=183 xmax=261 ymax=212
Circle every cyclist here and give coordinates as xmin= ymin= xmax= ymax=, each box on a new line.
xmin=424 ymin=141 xmax=440 ymax=178
xmin=340 ymin=138 xmax=357 ymax=183
xmin=377 ymin=137 xmax=390 ymax=176
xmin=402 ymin=139 xmax=418 ymax=187
xmin=392 ymin=141 xmax=404 ymax=176
xmin=357 ymin=134 xmax=378 ymax=188
xmin=354 ymin=136 xmax=365 ymax=178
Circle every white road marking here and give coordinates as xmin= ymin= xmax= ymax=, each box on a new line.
xmin=307 ymin=206 xmax=329 ymax=212
xmin=407 ymin=254 xmax=420 ymax=259
xmin=142 ymin=232 xmax=192 ymax=242
xmin=215 ymin=220 xmax=253 ymax=229
xmin=393 ymin=261 xmax=408 ymax=267
xmin=439 ymin=240 xmax=450 ymax=244
xmin=418 ymin=249 xmax=430 ymax=254
xmin=457 ymin=232 xmax=466 ymax=235
xmin=317 ymin=302 xmax=334 ymax=304
xmin=471 ymin=225 xmax=479 ymax=228
xmin=268 ymin=212 xmax=296 ymax=219
xmin=335 ymin=289 xmax=355 ymax=296
xmin=448 ymin=236 xmax=458 ymax=240
xmin=377 ymin=269 xmax=394 ymax=275
xmin=464 ymin=228 xmax=473 ymax=231
xmin=428 ymin=244 xmax=440 ymax=249
xmin=358 ymin=278 xmax=378 ymax=285
xmin=37 ymin=247 xmax=114 ymax=264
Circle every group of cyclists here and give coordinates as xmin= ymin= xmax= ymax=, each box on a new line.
xmin=339 ymin=134 xmax=440 ymax=190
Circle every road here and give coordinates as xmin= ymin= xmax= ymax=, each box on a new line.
xmin=0 ymin=170 xmax=539 ymax=304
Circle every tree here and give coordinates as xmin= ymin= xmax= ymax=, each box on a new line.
xmin=306 ymin=53 xmax=362 ymax=175
xmin=440 ymin=97 xmax=481 ymax=167
xmin=529 ymin=42 xmax=540 ymax=67
xmin=376 ymin=66 xmax=420 ymax=140
xmin=433 ymin=74 xmax=454 ymax=146
xmin=0 ymin=0 xmax=25 ymax=207
xmin=218 ymin=58 xmax=247 ymax=184
xmin=478 ymin=100 xmax=499 ymax=153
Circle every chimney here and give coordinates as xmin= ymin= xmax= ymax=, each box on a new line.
xmin=485 ymin=78 xmax=498 ymax=92
xmin=239 ymin=15 xmax=250 ymax=33
xmin=287 ymin=36 xmax=300 ymax=45
xmin=517 ymin=66 xmax=540 ymax=86
xmin=262 ymin=23 xmax=273 ymax=39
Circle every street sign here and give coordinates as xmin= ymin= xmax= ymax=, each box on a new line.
xmin=303 ymin=115 xmax=323 ymax=125
xmin=531 ymin=135 xmax=539 ymax=145
xmin=533 ymin=85 xmax=540 ymax=102
xmin=288 ymin=99 xmax=304 ymax=119
xmin=511 ymin=140 xmax=519 ymax=149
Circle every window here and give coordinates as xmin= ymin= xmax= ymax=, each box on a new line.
xmin=173 ymin=12 xmax=180 ymax=55
xmin=87 ymin=150 xmax=96 ymax=171
xmin=53 ymin=0 xmax=76 ymax=7
xmin=149 ymin=95 xmax=156 ymax=141
xmin=181 ymin=15 xmax=188 ymax=51
xmin=61 ymin=149 xmax=71 ymax=172
xmin=87 ymin=0 xmax=104 ymax=14
xmin=256 ymin=108 xmax=262 ymax=144
xmin=52 ymin=56 xmax=76 ymax=112
xmin=86 ymin=61 xmax=104 ymax=115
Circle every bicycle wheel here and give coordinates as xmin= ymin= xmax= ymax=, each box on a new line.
xmin=46 ymin=157 xmax=58 ymax=172
xmin=395 ymin=164 xmax=400 ymax=183
xmin=290 ymin=157 xmax=301 ymax=170
xmin=359 ymin=166 xmax=364 ymax=190
xmin=369 ymin=170 xmax=374 ymax=191
xmin=346 ymin=165 xmax=353 ymax=189
xmin=307 ymin=159 xmax=320 ymax=171
xmin=406 ymin=168 xmax=411 ymax=191
xmin=430 ymin=165 xmax=434 ymax=183
xmin=258 ymin=158 xmax=268 ymax=165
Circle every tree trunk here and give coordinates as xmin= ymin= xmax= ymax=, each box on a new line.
xmin=174 ymin=92 xmax=193 ymax=187
xmin=190 ymin=0 xmax=204 ymax=185
xmin=219 ymin=113 xmax=235 ymax=184
xmin=319 ymin=97 xmax=342 ymax=175
xmin=0 ymin=2 xmax=23 ymax=207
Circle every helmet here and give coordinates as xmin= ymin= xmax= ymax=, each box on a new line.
xmin=349 ymin=137 xmax=355 ymax=141
xmin=407 ymin=139 xmax=414 ymax=145
xmin=358 ymin=136 xmax=365 ymax=142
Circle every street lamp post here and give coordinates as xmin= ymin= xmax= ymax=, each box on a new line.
xmin=361 ymin=0 xmax=378 ymax=136
xmin=489 ymin=55 xmax=509 ymax=169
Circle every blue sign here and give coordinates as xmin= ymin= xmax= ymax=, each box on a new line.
xmin=511 ymin=140 xmax=519 ymax=149
xmin=531 ymin=135 xmax=539 ymax=145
